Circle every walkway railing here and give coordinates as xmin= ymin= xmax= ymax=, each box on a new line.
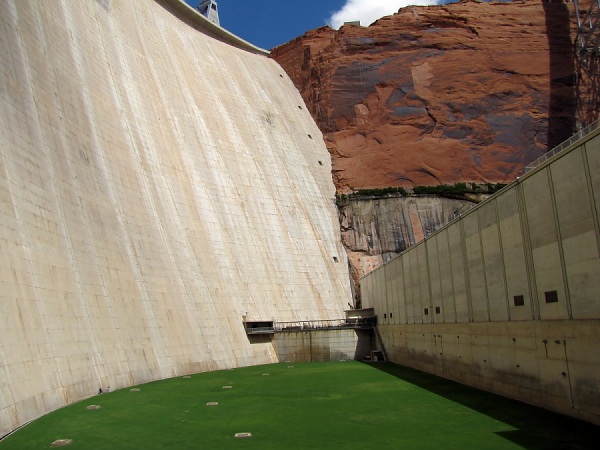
xmin=523 ymin=118 xmax=600 ymax=174
xmin=245 ymin=318 xmax=375 ymax=335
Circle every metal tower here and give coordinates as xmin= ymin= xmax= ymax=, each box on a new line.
xmin=573 ymin=0 xmax=600 ymax=126
xmin=573 ymin=0 xmax=599 ymax=56
xmin=197 ymin=0 xmax=220 ymax=26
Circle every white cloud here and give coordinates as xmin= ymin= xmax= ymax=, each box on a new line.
xmin=327 ymin=0 xmax=442 ymax=29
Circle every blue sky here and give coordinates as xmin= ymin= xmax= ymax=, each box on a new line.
xmin=184 ymin=1 xmax=449 ymax=50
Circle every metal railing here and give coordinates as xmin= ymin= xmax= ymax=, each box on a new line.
xmin=523 ymin=118 xmax=600 ymax=174
xmin=244 ymin=318 xmax=375 ymax=334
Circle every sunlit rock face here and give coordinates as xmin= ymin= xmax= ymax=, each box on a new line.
xmin=271 ymin=0 xmax=579 ymax=192
xmin=0 ymin=0 xmax=351 ymax=435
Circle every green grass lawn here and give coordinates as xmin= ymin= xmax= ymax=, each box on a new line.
xmin=1 ymin=361 xmax=597 ymax=449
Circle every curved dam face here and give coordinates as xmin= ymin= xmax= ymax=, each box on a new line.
xmin=0 ymin=0 xmax=351 ymax=435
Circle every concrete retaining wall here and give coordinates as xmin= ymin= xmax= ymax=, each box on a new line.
xmin=0 ymin=0 xmax=351 ymax=436
xmin=362 ymin=130 xmax=600 ymax=425
xmin=271 ymin=329 xmax=373 ymax=362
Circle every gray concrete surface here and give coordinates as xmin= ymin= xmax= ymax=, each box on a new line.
xmin=362 ymin=130 xmax=600 ymax=425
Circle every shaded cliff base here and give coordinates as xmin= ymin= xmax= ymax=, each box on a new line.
xmin=339 ymin=194 xmax=480 ymax=305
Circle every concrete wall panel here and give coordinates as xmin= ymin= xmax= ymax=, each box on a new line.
xmin=497 ymin=188 xmax=533 ymax=320
xmin=479 ymin=200 xmax=509 ymax=321
xmin=362 ymin=131 xmax=600 ymax=424
xmin=463 ymin=212 xmax=488 ymax=321
xmin=437 ymin=229 xmax=457 ymax=323
xmin=427 ymin=236 xmax=443 ymax=323
xmin=417 ymin=245 xmax=430 ymax=323
xmin=523 ymin=172 xmax=569 ymax=319
xmin=551 ymin=151 xmax=600 ymax=318
xmin=449 ymin=224 xmax=470 ymax=322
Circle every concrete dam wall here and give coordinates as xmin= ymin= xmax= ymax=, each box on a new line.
xmin=362 ymin=129 xmax=600 ymax=425
xmin=0 ymin=0 xmax=352 ymax=435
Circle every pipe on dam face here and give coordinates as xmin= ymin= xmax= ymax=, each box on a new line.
xmin=0 ymin=0 xmax=351 ymax=436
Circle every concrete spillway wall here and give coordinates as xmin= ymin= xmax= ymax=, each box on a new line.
xmin=362 ymin=129 xmax=600 ymax=425
xmin=0 ymin=0 xmax=351 ymax=435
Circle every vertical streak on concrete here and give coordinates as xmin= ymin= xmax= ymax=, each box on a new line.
xmin=434 ymin=238 xmax=445 ymax=323
xmin=581 ymin=144 xmax=600 ymax=269
xmin=547 ymin=168 xmax=573 ymax=319
xmin=476 ymin=211 xmax=491 ymax=322
xmin=424 ymin=241 xmax=434 ymax=323
xmin=458 ymin=220 xmax=473 ymax=322
xmin=516 ymin=180 xmax=539 ymax=320
xmin=494 ymin=200 xmax=511 ymax=321
xmin=445 ymin=232 xmax=458 ymax=324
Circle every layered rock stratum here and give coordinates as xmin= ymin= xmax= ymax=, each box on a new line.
xmin=271 ymin=0 xmax=582 ymax=192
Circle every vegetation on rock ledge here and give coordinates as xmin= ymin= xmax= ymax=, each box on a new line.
xmin=335 ymin=183 xmax=507 ymax=206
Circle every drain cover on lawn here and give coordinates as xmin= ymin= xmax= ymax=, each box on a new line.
xmin=86 ymin=405 xmax=101 ymax=410
xmin=235 ymin=432 xmax=252 ymax=438
xmin=130 ymin=388 xmax=140 ymax=392
xmin=51 ymin=439 xmax=72 ymax=447
xmin=206 ymin=402 xmax=218 ymax=406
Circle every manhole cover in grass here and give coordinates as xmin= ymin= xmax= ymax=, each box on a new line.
xmin=235 ymin=432 xmax=252 ymax=438
xmin=222 ymin=385 xmax=232 ymax=389
xmin=262 ymin=373 xmax=269 ymax=376
xmin=86 ymin=405 xmax=101 ymax=410
xmin=130 ymin=388 xmax=140 ymax=392
xmin=206 ymin=402 xmax=218 ymax=406
xmin=51 ymin=439 xmax=73 ymax=447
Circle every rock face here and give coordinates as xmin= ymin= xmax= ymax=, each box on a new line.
xmin=271 ymin=0 xmax=580 ymax=192
xmin=339 ymin=195 xmax=476 ymax=302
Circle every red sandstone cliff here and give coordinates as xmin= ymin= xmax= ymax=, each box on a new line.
xmin=271 ymin=0 xmax=584 ymax=192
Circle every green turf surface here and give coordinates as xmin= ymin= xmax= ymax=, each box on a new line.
xmin=1 ymin=361 xmax=597 ymax=449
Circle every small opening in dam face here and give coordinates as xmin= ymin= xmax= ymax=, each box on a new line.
xmin=332 ymin=256 xmax=338 ymax=262
xmin=544 ymin=290 xmax=558 ymax=303
xmin=513 ymin=295 xmax=525 ymax=306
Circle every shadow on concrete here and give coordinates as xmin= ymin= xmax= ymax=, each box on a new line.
xmin=542 ymin=0 xmax=577 ymax=147
xmin=362 ymin=361 xmax=598 ymax=450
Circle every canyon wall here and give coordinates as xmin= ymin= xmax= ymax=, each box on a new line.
xmin=272 ymin=0 xmax=587 ymax=285
xmin=339 ymin=195 xmax=476 ymax=300
xmin=271 ymin=0 xmax=581 ymax=192
xmin=0 ymin=0 xmax=351 ymax=436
